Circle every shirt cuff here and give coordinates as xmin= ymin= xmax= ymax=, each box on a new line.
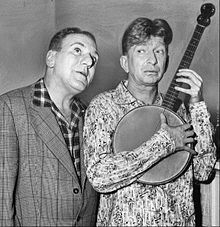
xmin=189 ymin=101 xmax=206 ymax=111
xmin=189 ymin=101 xmax=210 ymax=120
xmin=156 ymin=128 xmax=176 ymax=154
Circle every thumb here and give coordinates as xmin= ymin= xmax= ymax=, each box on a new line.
xmin=160 ymin=113 xmax=167 ymax=127
xmin=176 ymin=146 xmax=198 ymax=156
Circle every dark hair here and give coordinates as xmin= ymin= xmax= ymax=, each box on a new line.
xmin=48 ymin=27 xmax=96 ymax=51
xmin=121 ymin=17 xmax=173 ymax=55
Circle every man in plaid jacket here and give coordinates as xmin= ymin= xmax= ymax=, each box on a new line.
xmin=0 ymin=27 xmax=99 ymax=226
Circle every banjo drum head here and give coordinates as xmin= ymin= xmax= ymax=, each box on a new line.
xmin=113 ymin=105 xmax=192 ymax=185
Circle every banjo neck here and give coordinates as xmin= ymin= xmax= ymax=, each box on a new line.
xmin=162 ymin=24 xmax=205 ymax=111
xmin=162 ymin=3 xmax=215 ymax=112
xmin=114 ymin=3 xmax=215 ymax=185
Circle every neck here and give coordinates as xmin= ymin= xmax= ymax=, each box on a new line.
xmin=127 ymin=82 xmax=158 ymax=105
xmin=44 ymin=74 xmax=74 ymax=118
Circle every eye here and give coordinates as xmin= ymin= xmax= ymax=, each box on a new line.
xmin=155 ymin=49 xmax=165 ymax=55
xmin=137 ymin=49 xmax=145 ymax=54
xmin=93 ymin=56 xmax=98 ymax=64
xmin=88 ymin=56 xmax=98 ymax=69
xmin=92 ymin=53 xmax=99 ymax=65
xmin=73 ymin=47 xmax=82 ymax=55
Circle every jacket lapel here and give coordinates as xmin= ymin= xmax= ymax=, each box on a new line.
xmin=29 ymin=103 xmax=80 ymax=184
xmin=78 ymin=116 xmax=87 ymax=188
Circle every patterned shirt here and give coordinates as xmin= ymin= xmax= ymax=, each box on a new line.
xmin=33 ymin=78 xmax=85 ymax=178
xmin=83 ymin=80 xmax=216 ymax=226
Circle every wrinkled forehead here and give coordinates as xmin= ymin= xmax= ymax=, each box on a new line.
xmin=128 ymin=36 xmax=166 ymax=52
xmin=61 ymin=33 xmax=97 ymax=50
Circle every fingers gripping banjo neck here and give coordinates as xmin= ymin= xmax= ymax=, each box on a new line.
xmin=113 ymin=3 xmax=215 ymax=185
xmin=163 ymin=3 xmax=215 ymax=111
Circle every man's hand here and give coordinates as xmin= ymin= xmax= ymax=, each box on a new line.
xmin=175 ymin=69 xmax=203 ymax=104
xmin=160 ymin=113 xmax=197 ymax=155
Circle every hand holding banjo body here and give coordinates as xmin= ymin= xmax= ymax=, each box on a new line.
xmin=160 ymin=113 xmax=197 ymax=155
xmin=113 ymin=3 xmax=215 ymax=185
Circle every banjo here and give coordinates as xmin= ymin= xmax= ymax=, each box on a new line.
xmin=113 ymin=3 xmax=215 ymax=185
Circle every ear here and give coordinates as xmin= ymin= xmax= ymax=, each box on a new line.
xmin=164 ymin=55 xmax=169 ymax=73
xmin=120 ymin=55 xmax=129 ymax=73
xmin=46 ymin=50 xmax=56 ymax=68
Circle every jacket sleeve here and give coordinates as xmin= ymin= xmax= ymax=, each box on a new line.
xmin=188 ymin=101 xmax=217 ymax=181
xmin=0 ymin=98 xmax=19 ymax=226
xmin=83 ymin=97 xmax=175 ymax=193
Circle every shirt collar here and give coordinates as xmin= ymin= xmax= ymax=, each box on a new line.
xmin=113 ymin=80 xmax=163 ymax=106
xmin=33 ymin=77 xmax=86 ymax=117
xmin=33 ymin=78 xmax=52 ymax=107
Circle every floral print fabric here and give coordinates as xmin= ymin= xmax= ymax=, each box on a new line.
xmin=83 ymin=80 xmax=216 ymax=226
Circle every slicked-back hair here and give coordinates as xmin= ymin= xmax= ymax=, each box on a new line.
xmin=121 ymin=17 xmax=173 ymax=55
xmin=48 ymin=27 xmax=97 ymax=52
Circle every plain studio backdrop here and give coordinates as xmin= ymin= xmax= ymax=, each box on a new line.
xmin=0 ymin=0 xmax=219 ymax=126
xmin=0 ymin=0 xmax=219 ymax=226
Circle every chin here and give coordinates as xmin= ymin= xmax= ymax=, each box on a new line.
xmin=76 ymin=85 xmax=87 ymax=93
xmin=69 ymin=84 xmax=85 ymax=95
xmin=76 ymin=80 xmax=87 ymax=89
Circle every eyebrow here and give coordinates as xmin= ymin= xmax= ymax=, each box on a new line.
xmin=70 ymin=42 xmax=85 ymax=47
xmin=70 ymin=42 xmax=99 ymax=56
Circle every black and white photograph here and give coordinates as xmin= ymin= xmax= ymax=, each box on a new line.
xmin=0 ymin=0 xmax=219 ymax=226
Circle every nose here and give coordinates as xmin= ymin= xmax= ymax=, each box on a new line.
xmin=81 ymin=53 xmax=95 ymax=69
xmin=146 ymin=51 xmax=157 ymax=65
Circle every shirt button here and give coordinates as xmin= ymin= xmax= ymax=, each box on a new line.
xmin=73 ymin=188 xmax=79 ymax=194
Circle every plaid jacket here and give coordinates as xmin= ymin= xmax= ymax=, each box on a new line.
xmin=0 ymin=81 xmax=99 ymax=226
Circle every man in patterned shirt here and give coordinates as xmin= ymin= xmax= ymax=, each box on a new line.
xmin=83 ymin=18 xmax=216 ymax=226
xmin=0 ymin=27 xmax=99 ymax=226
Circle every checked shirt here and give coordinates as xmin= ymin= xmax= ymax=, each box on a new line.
xmin=33 ymin=78 xmax=85 ymax=178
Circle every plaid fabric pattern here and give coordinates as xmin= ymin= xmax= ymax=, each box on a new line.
xmin=0 ymin=82 xmax=99 ymax=226
xmin=33 ymin=78 xmax=84 ymax=178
